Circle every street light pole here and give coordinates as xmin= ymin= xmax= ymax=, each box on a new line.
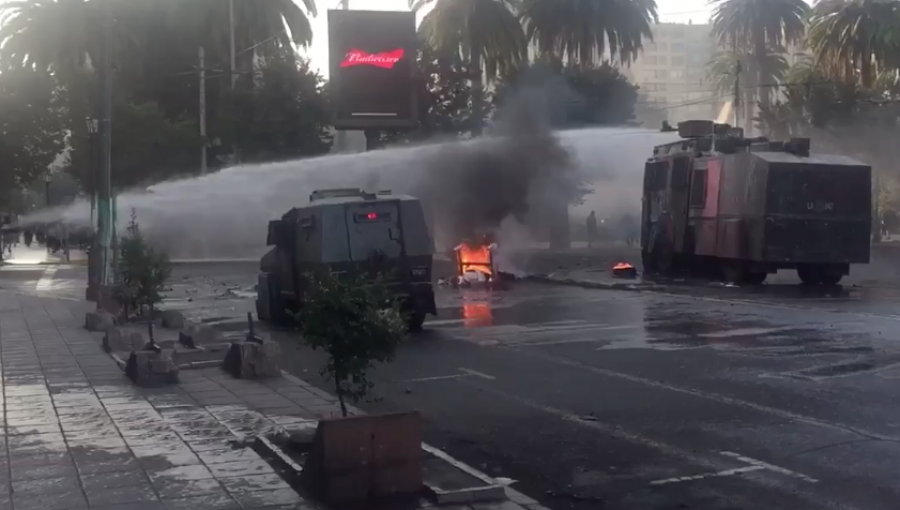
xmin=44 ymin=173 xmax=51 ymax=207
xmin=95 ymin=0 xmax=114 ymax=304
xmin=199 ymin=46 xmax=207 ymax=175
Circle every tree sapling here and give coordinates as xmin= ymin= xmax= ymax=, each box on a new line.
xmin=297 ymin=269 xmax=407 ymax=416
xmin=115 ymin=209 xmax=172 ymax=346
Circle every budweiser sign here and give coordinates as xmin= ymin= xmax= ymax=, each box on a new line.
xmin=340 ymin=48 xmax=404 ymax=69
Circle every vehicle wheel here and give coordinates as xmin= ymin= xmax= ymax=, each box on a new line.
xmin=722 ymin=263 xmax=745 ymax=284
xmin=797 ymin=265 xmax=821 ymax=285
xmin=270 ymin=292 xmax=293 ymax=328
xmin=407 ymin=311 xmax=426 ymax=332
xmin=819 ymin=271 xmax=843 ymax=286
xmin=641 ymin=250 xmax=655 ymax=273
xmin=255 ymin=299 xmax=267 ymax=322
xmin=743 ymin=272 xmax=767 ymax=285
xmin=653 ymin=247 xmax=674 ymax=276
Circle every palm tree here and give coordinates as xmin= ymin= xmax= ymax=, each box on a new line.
xmin=0 ymin=0 xmax=97 ymax=73
xmin=411 ymin=0 xmax=526 ymax=135
xmin=0 ymin=0 xmax=144 ymax=137
xmin=518 ymin=0 xmax=658 ymax=66
xmin=711 ymin=0 xmax=808 ymax=116
xmin=164 ymin=0 xmax=316 ymax=77
xmin=707 ymin=47 xmax=788 ymax=126
xmin=807 ymin=0 xmax=900 ymax=88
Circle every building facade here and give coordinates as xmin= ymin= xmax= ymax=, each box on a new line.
xmin=621 ymin=22 xmax=723 ymax=125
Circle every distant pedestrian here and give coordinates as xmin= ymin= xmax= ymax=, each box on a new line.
xmin=3 ymin=230 xmax=17 ymax=257
xmin=586 ymin=211 xmax=598 ymax=248
xmin=883 ymin=210 xmax=898 ymax=241
xmin=23 ymin=229 xmax=33 ymax=248
xmin=619 ymin=213 xmax=638 ymax=247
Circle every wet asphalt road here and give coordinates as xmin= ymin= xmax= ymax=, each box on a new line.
xmin=274 ymin=283 xmax=900 ymax=510
xmin=30 ymin=256 xmax=900 ymax=510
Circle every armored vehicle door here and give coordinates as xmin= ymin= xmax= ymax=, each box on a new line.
xmin=669 ymin=155 xmax=691 ymax=251
xmin=344 ymin=200 xmax=405 ymax=263
xmin=641 ymin=160 xmax=667 ymax=251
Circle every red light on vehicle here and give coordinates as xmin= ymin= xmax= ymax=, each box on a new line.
xmin=367 ymin=212 xmax=378 ymax=220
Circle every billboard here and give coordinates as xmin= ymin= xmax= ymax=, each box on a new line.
xmin=328 ymin=10 xmax=418 ymax=130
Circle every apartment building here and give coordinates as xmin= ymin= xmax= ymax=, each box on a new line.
xmin=622 ymin=22 xmax=722 ymax=124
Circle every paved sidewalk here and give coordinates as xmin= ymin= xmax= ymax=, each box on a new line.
xmin=0 ymin=290 xmax=544 ymax=510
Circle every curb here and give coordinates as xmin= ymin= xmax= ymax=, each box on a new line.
xmin=170 ymin=258 xmax=259 ymax=264
xmin=523 ymin=274 xmax=653 ymax=292
xmin=422 ymin=443 xmax=506 ymax=504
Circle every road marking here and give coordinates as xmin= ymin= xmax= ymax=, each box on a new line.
xmin=650 ymin=452 xmax=817 ymax=485
xmin=403 ymin=367 xmax=495 ymax=383
xmin=456 ymin=377 xmax=824 ymax=495
xmin=507 ymin=348 xmax=900 ymax=442
xmin=650 ymin=465 xmax=764 ymax=485
xmin=653 ymin=290 xmax=900 ymax=323
xmin=699 ymin=327 xmax=796 ymax=338
xmin=404 ymin=374 xmax=469 ymax=382
xmin=720 ymin=451 xmax=818 ymax=483
xmin=458 ymin=367 xmax=495 ymax=380
xmin=425 ymin=319 xmax=466 ymax=326
xmin=36 ymin=267 xmax=57 ymax=291
xmin=516 ymin=326 xmax=642 ymax=347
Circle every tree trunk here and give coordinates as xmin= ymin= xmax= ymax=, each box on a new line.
xmin=754 ymin=33 xmax=768 ymax=127
xmin=335 ymin=378 xmax=348 ymax=417
xmin=861 ymin=51 xmax=873 ymax=88
xmin=470 ymin=50 xmax=484 ymax=137
xmin=147 ymin=302 xmax=155 ymax=345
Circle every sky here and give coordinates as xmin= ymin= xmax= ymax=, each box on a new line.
xmin=299 ymin=0 xmax=715 ymax=78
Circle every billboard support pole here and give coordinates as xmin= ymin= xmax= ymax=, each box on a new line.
xmin=364 ymin=129 xmax=379 ymax=151
xmin=334 ymin=0 xmax=349 ymax=152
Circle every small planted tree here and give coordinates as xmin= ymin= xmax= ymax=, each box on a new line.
xmin=116 ymin=209 xmax=172 ymax=344
xmin=297 ymin=269 xmax=407 ymax=416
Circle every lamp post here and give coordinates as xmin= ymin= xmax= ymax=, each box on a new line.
xmin=96 ymin=0 xmax=114 ymax=307
xmin=44 ymin=173 xmax=51 ymax=207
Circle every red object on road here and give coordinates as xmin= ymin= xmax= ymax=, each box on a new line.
xmin=612 ymin=262 xmax=637 ymax=278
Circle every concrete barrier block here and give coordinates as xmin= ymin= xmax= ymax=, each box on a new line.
xmin=86 ymin=312 xmax=117 ymax=332
xmin=301 ymin=411 xmax=422 ymax=506
xmin=102 ymin=327 xmax=145 ymax=353
xmin=125 ymin=349 xmax=180 ymax=387
xmin=222 ymin=340 xmax=282 ymax=379
xmin=160 ymin=310 xmax=186 ymax=329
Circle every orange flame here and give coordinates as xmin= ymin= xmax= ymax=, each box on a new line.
xmin=455 ymin=243 xmax=493 ymax=276
xmin=613 ymin=262 xmax=634 ymax=270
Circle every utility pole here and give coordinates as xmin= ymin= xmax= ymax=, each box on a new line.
xmin=228 ymin=0 xmax=240 ymax=164
xmin=733 ymin=59 xmax=741 ymax=129
xmin=199 ymin=46 xmax=207 ymax=174
xmin=229 ymin=0 xmax=237 ymax=90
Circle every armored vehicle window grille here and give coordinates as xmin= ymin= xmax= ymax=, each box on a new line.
xmin=671 ymin=157 xmax=690 ymax=190
xmin=689 ymin=170 xmax=707 ymax=208
xmin=644 ymin=162 xmax=667 ymax=191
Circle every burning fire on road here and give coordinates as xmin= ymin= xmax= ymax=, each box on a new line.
xmin=449 ymin=237 xmax=500 ymax=287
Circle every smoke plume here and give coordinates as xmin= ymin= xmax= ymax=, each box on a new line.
xmin=18 ymin=71 xmax=643 ymax=260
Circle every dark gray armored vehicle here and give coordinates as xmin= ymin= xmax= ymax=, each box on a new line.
xmin=256 ymin=188 xmax=437 ymax=330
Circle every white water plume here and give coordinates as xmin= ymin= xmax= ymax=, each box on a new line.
xmin=20 ymin=126 xmax=677 ymax=259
